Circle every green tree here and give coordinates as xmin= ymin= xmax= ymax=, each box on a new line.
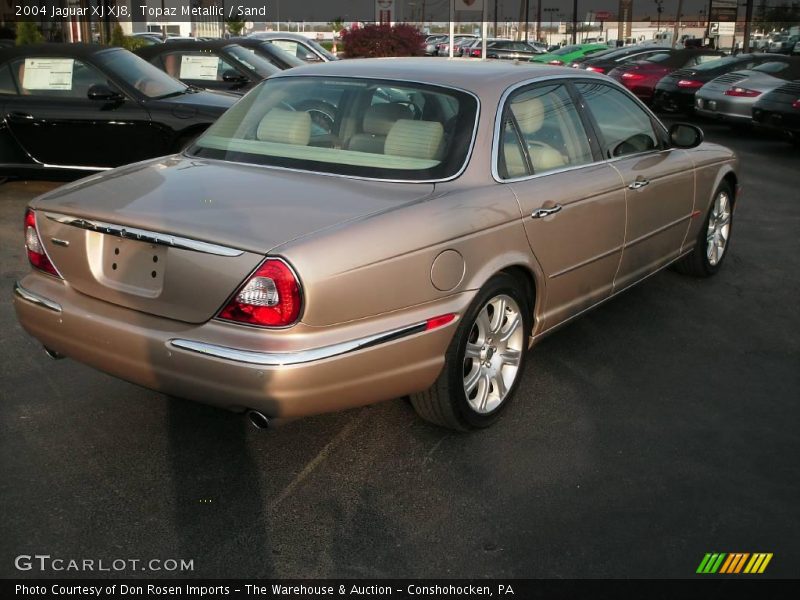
xmin=226 ymin=17 xmax=246 ymax=36
xmin=110 ymin=23 xmax=126 ymax=48
xmin=16 ymin=21 xmax=44 ymax=46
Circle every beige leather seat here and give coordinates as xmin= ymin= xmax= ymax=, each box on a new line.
xmin=384 ymin=119 xmax=444 ymax=161
xmin=256 ymin=108 xmax=311 ymax=145
xmin=348 ymin=103 xmax=413 ymax=154
xmin=510 ymin=97 xmax=566 ymax=173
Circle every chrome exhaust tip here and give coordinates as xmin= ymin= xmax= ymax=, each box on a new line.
xmin=43 ymin=347 xmax=64 ymax=360
xmin=247 ymin=410 xmax=271 ymax=430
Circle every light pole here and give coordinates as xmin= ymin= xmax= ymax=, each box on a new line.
xmin=655 ymin=0 xmax=664 ymax=34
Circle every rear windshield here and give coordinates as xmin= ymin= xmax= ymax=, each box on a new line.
xmin=190 ymin=76 xmax=478 ymax=181
xmin=752 ymin=61 xmax=800 ymax=78
xmin=94 ymin=48 xmax=186 ymax=99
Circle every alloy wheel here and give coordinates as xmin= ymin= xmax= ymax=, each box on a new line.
xmin=707 ymin=191 xmax=731 ymax=266
xmin=462 ymin=294 xmax=525 ymax=414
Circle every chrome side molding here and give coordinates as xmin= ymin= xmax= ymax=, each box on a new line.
xmin=44 ymin=212 xmax=244 ymax=257
xmin=13 ymin=282 xmax=62 ymax=313
xmin=169 ymin=321 xmax=429 ymax=366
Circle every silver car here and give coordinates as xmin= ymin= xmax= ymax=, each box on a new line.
xmin=695 ymin=59 xmax=800 ymax=124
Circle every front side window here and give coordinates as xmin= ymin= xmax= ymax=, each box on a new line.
xmin=576 ymin=82 xmax=660 ymax=158
xmin=497 ymin=83 xmax=594 ymax=180
xmin=190 ymin=76 xmax=477 ymax=181
xmin=11 ymin=57 xmax=107 ymax=98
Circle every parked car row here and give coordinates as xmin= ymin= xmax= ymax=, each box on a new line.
xmin=0 ymin=39 xmax=329 ymax=177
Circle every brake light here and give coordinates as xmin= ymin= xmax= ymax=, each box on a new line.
xmin=586 ymin=66 xmax=605 ymax=73
xmin=547 ymin=59 xmax=564 ymax=65
xmin=793 ymin=99 xmax=800 ymax=109
xmin=24 ymin=209 xmax=60 ymax=278
xmin=724 ymin=87 xmax=761 ymax=98
xmin=677 ymin=79 xmax=704 ymax=89
xmin=471 ymin=49 xmax=481 ymax=57
xmin=218 ymin=258 xmax=301 ymax=327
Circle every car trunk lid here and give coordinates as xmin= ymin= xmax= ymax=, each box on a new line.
xmin=32 ymin=156 xmax=434 ymax=323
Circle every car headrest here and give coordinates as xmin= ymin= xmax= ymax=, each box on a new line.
xmin=256 ymin=108 xmax=311 ymax=145
xmin=363 ymin=103 xmax=413 ymax=136
xmin=385 ymin=120 xmax=444 ymax=161
xmin=512 ymin=97 xmax=547 ymax=135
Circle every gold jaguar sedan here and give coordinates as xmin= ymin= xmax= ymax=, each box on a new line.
xmin=13 ymin=59 xmax=738 ymax=431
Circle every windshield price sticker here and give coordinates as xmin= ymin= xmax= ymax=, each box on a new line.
xmin=22 ymin=58 xmax=74 ymax=90
xmin=180 ymin=56 xmax=220 ymax=81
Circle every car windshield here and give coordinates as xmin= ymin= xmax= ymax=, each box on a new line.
xmin=94 ymin=48 xmax=187 ymax=99
xmin=225 ymin=44 xmax=280 ymax=77
xmin=190 ymin=76 xmax=478 ymax=181
xmin=256 ymin=42 xmax=305 ymax=67
xmin=693 ymin=55 xmax=746 ymax=71
xmin=645 ymin=52 xmax=676 ymax=63
xmin=305 ymin=38 xmax=337 ymax=61
xmin=752 ymin=61 xmax=792 ymax=74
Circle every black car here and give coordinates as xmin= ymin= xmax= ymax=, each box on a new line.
xmin=136 ymin=40 xmax=280 ymax=94
xmin=0 ymin=44 xmax=237 ymax=177
xmin=653 ymin=53 xmax=788 ymax=114
xmin=570 ymin=45 xmax=671 ymax=73
xmin=228 ymin=37 xmax=305 ymax=70
xmin=752 ymin=81 xmax=800 ymax=144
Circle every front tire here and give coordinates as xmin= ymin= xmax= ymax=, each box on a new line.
xmin=675 ymin=181 xmax=734 ymax=277
xmin=410 ymin=273 xmax=532 ymax=431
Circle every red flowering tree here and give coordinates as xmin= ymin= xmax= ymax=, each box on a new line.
xmin=340 ymin=23 xmax=425 ymax=58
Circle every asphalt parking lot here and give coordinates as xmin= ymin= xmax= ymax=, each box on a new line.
xmin=1 ymin=121 xmax=798 ymax=579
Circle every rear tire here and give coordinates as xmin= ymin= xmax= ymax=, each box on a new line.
xmin=674 ymin=181 xmax=734 ymax=277
xmin=410 ymin=273 xmax=532 ymax=431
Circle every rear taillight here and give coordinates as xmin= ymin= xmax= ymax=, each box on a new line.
xmin=792 ymin=99 xmax=800 ymax=109
xmin=677 ymin=79 xmax=704 ymax=89
xmin=547 ymin=59 xmax=564 ymax=65
xmin=471 ymin=49 xmax=481 ymax=57
xmin=621 ymin=72 xmax=645 ymax=81
xmin=218 ymin=258 xmax=301 ymax=327
xmin=586 ymin=65 xmax=605 ymax=73
xmin=24 ymin=209 xmax=60 ymax=278
xmin=724 ymin=86 xmax=761 ymax=98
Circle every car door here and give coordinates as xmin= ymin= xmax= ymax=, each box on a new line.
xmin=575 ymin=81 xmax=695 ymax=291
xmin=5 ymin=55 xmax=154 ymax=168
xmin=496 ymin=81 xmax=626 ymax=329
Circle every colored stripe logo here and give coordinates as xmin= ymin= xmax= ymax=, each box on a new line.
xmin=697 ymin=553 xmax=773 ymax=574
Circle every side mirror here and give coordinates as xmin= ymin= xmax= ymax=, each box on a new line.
xmin=669 ymin=122 xmax=704 ymax=149
xmin=221 ymin=69 xmax=246 ymax=83
xmin=303 ymin=52 xmax=321 ymax=62
xmin=87 ymin=84 xmax=123 ymax=102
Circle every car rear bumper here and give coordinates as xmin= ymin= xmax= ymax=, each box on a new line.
xmin=13 ymin=275 xmax=466 ymax=418
xmin=653 ymin=89 xmax=696 ymax=113
xmin=694 ymin=95 xmax=754 ymax=121
xmin=752 ymin=107 xmax=800 ymax=134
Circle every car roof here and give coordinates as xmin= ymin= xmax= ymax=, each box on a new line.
xmin=271 ymin=57 xmax=605 ymax=94
xmin=0 ymin=43 xmax=119 ymax=60
xmin=136 ymin=39 xmax=238 ymax=55
xmin=249 ymin=32 xmax=318 ymax=42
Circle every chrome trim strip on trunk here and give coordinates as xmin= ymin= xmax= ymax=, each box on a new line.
xmin=169 ymin=321 xmax=430 ymax=366
xmin=13 ymin=282 xmax=62 ymax=313
xmin=43 ymin=212 xmax=244 ymax=257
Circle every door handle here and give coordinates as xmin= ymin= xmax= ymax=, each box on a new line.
xmin=627 ymin=178 xmax=650 ymax=190
xmin=531 ymin=204 xmax=563 ymax=219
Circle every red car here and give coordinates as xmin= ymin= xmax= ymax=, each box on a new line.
xmin=609 ymin=48 xmax=726 ymax=103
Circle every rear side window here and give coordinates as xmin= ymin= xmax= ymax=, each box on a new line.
xmin=498 ymin=83 xmax=594 ymax=179
xmin=10 ymin=57 xmax=108 ymax=98
xmin=576 ymin=82 xmax=660 ymax=158
xmin=154 ymin=51 xmax=238 ymax=82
